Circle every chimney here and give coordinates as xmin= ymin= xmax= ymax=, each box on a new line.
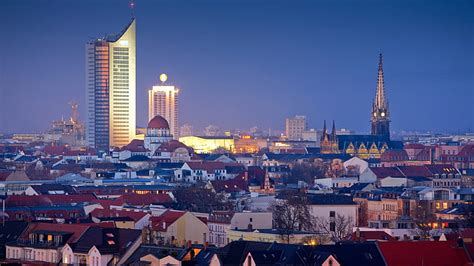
xmin=355 ymin=227 xmax=361 ymax=239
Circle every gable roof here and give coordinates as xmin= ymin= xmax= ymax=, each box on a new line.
xmin=351 ymin=230 xmax=396 ymax=242
xmin=369 ymin=167 xmax=404 ymax=178
xmin=377 ymin=241 xmax=470 ymax=266
xmin=186 ymin=161 xmax=226 ymax=171
xmin=210 ymin=174 xmax=248 ymax=193
xmin=315 ymin=242 xmax=385 ymax=266
xmin=117 ymin=194 xmax=173 ymax=206
xmin=150 ymin=210 xmax=186 ymax=231
xmin=17 ymin=223 xmax=90 ymax=244
xmin=70 ymin=227 xmax=141 ymax=255
xmin=91 ymin=209 xmax=148 ymax=222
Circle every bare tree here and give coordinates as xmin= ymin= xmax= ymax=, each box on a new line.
xmin=313 ymin=214 xmax=354 ymax=243
xmin=412 ymin=201 xmax=436 ymax=240
xmin=272 ymin=190 xmax=313 ymax=243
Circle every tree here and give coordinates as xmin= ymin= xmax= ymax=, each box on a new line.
xmin=412 ymin=201 xmax=436 ymax=240
xmin=172 ymin=186 xmax=233 ymax=212
xmin=287 ymin=162 xmax=325 ymax=184
xmin=313 ymin=214 xmax=354 ymax=243
xmin=272 ymin=190 xmax=313 ymax=243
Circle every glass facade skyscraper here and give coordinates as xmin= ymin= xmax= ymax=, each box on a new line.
xmin=86 ymin=19 xmax=136 ymax=150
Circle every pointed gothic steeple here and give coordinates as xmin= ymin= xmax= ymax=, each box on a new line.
xmin=321 ymin=120 xmax=327 ymax=142
xmin=331 ymin=120 xmax=336 ymax=140
xmin=374 ymin=53 xmax=388 ymax=112
xmin=371 ymin=53 xmax=391 ymax=139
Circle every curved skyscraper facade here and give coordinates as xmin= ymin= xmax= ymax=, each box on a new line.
xmin=86 ymin=19 xmax=136 ymax=150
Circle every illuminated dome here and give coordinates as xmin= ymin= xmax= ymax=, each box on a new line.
xmin=147 ymin=115 xmax=170 ymax=130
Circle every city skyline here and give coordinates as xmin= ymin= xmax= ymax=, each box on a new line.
xmin=1 ymin=0 xmax=473 ymax=134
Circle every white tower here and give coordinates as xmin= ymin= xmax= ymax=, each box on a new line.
xmin=148 ymin=74 xmax=179 ymax=139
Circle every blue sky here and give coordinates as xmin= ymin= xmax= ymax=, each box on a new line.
xmin=0 ymin=0 xmax=473 ymax=134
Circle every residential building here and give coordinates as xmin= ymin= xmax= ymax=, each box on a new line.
xmin=61 ymin=227 xmax=141 ymax=266
xmin=150 ymin=210 xmax=209 ymax=246
xmin=5 ymin=223 xmax=90 ymax=264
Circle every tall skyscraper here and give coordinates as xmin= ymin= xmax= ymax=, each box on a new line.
xmin=148 ymin=74 xmax=179 ymax=139
xmin=285 ymin=115 xmax=307 ymax=140
xmin=371 ymin=53 xmax=390 ymax=139
xmin=86 ymin=19 xmax=136 ymax=150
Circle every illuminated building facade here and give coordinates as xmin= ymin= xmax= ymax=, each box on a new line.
xmin=234 ymin=135 xmax=260 ymax=153
xmin=86 ymin=19 xmax=136 ymax=150
xmin=320 ymin=54 xmax=401 ymax=159
xmin=148 ymin=74 xmax=179 ymax=139
xmin=179 ymin=136 xmax=234 ymax=154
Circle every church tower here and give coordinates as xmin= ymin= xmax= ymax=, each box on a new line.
xmin=371 ymin=53 xmax=390 ymax=139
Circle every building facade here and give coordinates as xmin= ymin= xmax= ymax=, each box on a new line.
xmin=320 ymin=54 xmax=401 ymax=159
xmin=86 ymin=19 xmax=136 ymax=149
xmin=285 ymin=115 xmax=307 ymax=140
xmin=148 ymin=75 xmax=179 ymax=139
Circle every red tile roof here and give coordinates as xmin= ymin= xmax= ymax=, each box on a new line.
xmin=91 ymin=209 xmax=148 ymax=222
xmin=425 ymin=164 xmax=459 ymax=175
xmin=117 ymin=194 xmax=173 ymax=206
xmin=404 ymin=143 xmax=427 ymax=149
xmin=0 ymin=170 xmax=12 ymax=181
xmin=381 ymin=149 xmax=409 ymax=161
xmin=121 ymin=139 xmax=148 ymax=152
xmin=397 ymin=166 xmax=433 ymax=177
xmin=377 ymin=241 xmax=470 ymax=266
xmin=155 ymin=140 xmax=193 ymax=153
xmin=91 ymin=198 xmax=126 ymax=209
xmin=351 ymin=230 xmax=396 ymax=242
xmin=461 ymin=228 xmax=474 ymax=240
xmin=370 ymin=167 xmax=404 ymax=178
xmin=6 ymin=194 xmax=97 ymax=207
xmin=150 ymin=210 xmax=186 ymax=231
xmin=19 ymin=222 xmax=90 ymax=244
xmin=186 ymin=161 xmax=226 ymax=172
xmin=43 ymin=145 xmax=69 ymax=156
xmin=458 ymin=145 xmax=474 ymax=157
xmin=211 ymin=173 xmax=248 ymax=193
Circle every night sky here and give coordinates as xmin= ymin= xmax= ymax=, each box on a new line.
xmin=1 ymin=0 xmax=473 ymax=134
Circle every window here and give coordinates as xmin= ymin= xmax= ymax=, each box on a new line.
xmin=330 ymin=211 xmax=335 ymax=218
xmin=250 ymin=218 xmax=253 ymax=222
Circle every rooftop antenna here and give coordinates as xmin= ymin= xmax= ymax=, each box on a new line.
xmin=129 ymin=0 xmax=136 ymax=19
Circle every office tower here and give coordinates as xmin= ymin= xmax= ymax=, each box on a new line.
xmin=86 ymin=19 xmax=136 ymax=150
xmin=285 ymin=115 xmax=307 ymax=140
xmin=371 ymin=53 xmax=390 ymax=139
xmin=148 ymin=74 xmax=179 ymax=139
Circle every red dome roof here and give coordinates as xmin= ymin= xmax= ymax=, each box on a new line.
xmin=147 ymin=115 xmax=169 ymax=129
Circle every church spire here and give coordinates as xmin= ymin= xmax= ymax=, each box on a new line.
xmin=374 ymin=53 xmax=388 ymax=111
xmin=321 ymin=120 xmax=327 ymax=142
xmin=371 ymin=53 xmax=391 ymax=138
xmin=331 ymin=120 xmax=336 ymax=140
